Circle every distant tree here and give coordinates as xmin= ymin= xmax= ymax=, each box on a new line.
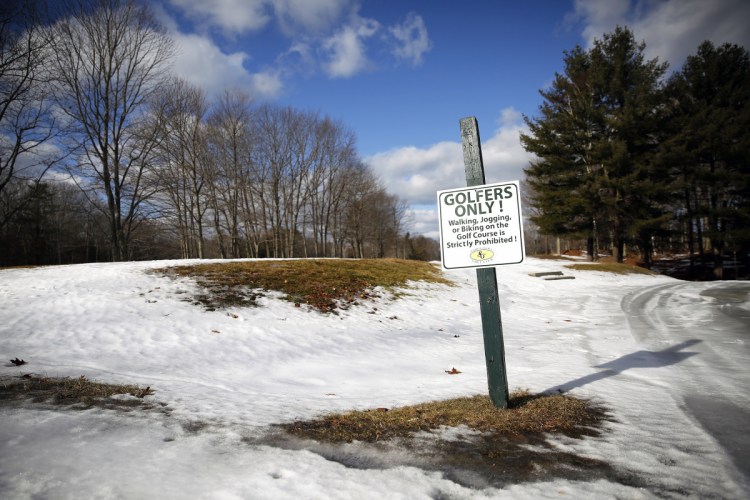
xmin=0 ymin=0 xmax=59 ymax=231
xmin=367 ymin=190 xmax=406 ymax=258
xmin=153 ymin=78 xmax=209 ymax=259
xmin=665 ymin=41 xmax=750 ymax=278
xmin=250 ymin=104 xmax=326 ymax=258
xmin=49 ymin=0 xmax=174 ymax=261
xmin=206 ymin=90 xmax=256 ymax=258
xmin=404 ymin=232 xmax=440 ymax=261
xmin=0 ymin=179 xmax=109 ymax=266
xmin=341 ymin=164 xmax=378 ymax=258
xmin=304 ymin=117 xmax=358 ymax=257
xmin=278 ymin=107 xmax=317 ymax=259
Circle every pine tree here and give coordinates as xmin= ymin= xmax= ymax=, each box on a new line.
xmin=521 ymin=46 xmax=605 ymax=260
xmin=522 ymin=27 xmax=668 ymax=263
xmin=665 ymin=42 xmax=750 ymax=278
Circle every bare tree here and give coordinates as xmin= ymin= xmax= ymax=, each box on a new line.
xmin=342 ymin=165 xmax=379 ymax=258
xmin=253 ymin=103 xmax=289 ymax=257
xmin=280 ymin=107 xmax=316 ymax=258
xmin=338 ymin=165 xmax=408 ymax=259
xmin=0 ymin=0 xmax=59 ymax=230
xmin=206 ymin=89 xmax=255 ymax=258
xmin=305 ymin=117 xmax=357 ymax=257
xmin=153 ymin=78 xmax=209 ymax=258
xmin=49 ymin=0 xmax=174 ymax=260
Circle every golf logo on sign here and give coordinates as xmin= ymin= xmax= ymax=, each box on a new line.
xmin=470 ymin=248 xmax=494 ymax=263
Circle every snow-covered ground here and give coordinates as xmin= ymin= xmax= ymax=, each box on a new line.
xmin=1 ymin=257 xmax=748 ymax=499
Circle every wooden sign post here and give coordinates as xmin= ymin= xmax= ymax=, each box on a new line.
xmin=459 ymin=116 xmax=509 ymax=409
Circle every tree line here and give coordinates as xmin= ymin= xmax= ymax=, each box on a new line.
xmin=0 ymin=0 xmax=439 ymax=266
xmin=521 ymin=27 xmax=750 ymax=279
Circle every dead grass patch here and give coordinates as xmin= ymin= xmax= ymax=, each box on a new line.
xmin=283 ymin=391 xmax=605 ymax=443
xmin=276 ymin=391 xmax=629 ymax=489
xmin=530 ymin=254 xmax=581 ymax=261
xmin=156 ymin=258 xmax=452 ymax=313
xmin=0 ymin=374 xmax=153 ymax=407
xmin=565 ymin=262 xmax=657 ymax=275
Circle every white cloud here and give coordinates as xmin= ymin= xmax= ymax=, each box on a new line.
xmin=571 ymin=0 xmax=629 ymax=48
xmin=272 ymin=0 xmax=350 ymax=36
xmin=250 ymin=71 xmax=284 ymax=97
xmin=389 ymin=12 xmax=432 ymax=66
xmin=169 ymin=0 xmax=271 ymax=36
xmin=171 ymin=32 xmax=282 ymax=99
xmin=367 ymin=108 xmax=531 ymax=205
xmin=366 ymin=141 xmax=463 ymax=206
xmin=572 ymin=0 xmax=750 ymax=70
xmin=366 ymin=108 xmax=533 ymax=236
xmin=322 ymin=17 xmax=380 ymax=78
xmin=404 ymin=208 xmax=440 ymax=240
xmin=323 ymin=11 xmax=434 ymax=78
xmin=169 ymin=0 xmax=352 ymax=38
xmin=0 ymin=137 xmax=63 ymax=180
xmin=496 ymin=107 xmax=522 ymax=128
xmin=166 ymin=0 xmax=432 ymax=81
xmin=482 ymin=115 xmax=534 ymax=184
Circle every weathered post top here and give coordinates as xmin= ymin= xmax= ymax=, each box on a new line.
xmin=460 ymin=116 xmax=486 ymax=187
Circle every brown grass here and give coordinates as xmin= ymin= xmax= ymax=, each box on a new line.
xmin=283 ymin=391 xmax=606 ymax=443
xmin=565 ymin=262 xmax=657 ymax=275
xmin=156 ymin=258 xmax=452 ymax=313
xmin=530 ymin=254 xmax=581 ymax=261
xmin=0 ymin=375 xmax=153 ymax=406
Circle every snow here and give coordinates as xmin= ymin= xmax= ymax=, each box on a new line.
xmin=1 ymin=257 xmax=748 ymax=498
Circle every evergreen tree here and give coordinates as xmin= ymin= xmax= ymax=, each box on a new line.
xmin=521 ymin=46 xmax=605 ymax=260
xmin=587 ymin=27 xmax=669 ymax=263
xmin=522 ymin=27 xmax=668 ymax=263
xmin=665 ymin=41 xmax=750 ymax=278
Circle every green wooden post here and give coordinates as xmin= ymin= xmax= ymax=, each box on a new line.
xmin=459 ymin=116 xmax=509 ymax=409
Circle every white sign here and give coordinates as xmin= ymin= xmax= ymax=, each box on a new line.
xmin=437 ymin=181 xmax=525 ymax=270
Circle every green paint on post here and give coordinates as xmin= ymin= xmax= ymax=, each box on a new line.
xmin=459 ymin=116 xmax=509 ymax=409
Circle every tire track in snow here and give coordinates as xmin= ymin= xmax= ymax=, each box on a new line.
xmin=622 ymin=281 xmax=750 ymax=490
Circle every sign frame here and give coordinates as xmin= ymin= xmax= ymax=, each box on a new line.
xmin=437 ymin=180 xmax=525 ymax=270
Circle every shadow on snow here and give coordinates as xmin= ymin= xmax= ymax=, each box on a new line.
xmin=545 ymin=339 xmax=702 ymax=393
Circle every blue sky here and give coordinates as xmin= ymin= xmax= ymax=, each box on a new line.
xmin=153 ymin=0 xmax=750 ymax=238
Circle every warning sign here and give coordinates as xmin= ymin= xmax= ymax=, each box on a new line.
xmin=437 ymin=181 xmax=525 ymax=270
